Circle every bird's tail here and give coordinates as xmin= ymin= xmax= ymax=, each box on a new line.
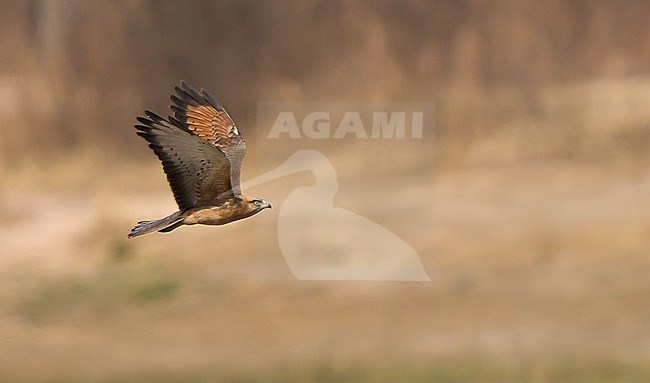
xmin=128 ymin=211 xmax=184 ymax=239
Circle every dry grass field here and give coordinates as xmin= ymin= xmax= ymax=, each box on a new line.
xmin=1 ymin=1 xmax=650 ymax=382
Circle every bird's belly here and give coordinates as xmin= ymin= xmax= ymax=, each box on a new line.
xmin=183 ymin=207 xmax=231 ymax=225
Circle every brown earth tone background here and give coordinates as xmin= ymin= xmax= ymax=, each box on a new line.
xmin=1 ymin=1 xmax=649 ymax=382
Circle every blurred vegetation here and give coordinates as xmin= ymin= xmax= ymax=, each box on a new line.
xmin=36 ymin=358 xmax=650 ymax=383
xmin=16 ymin=263 xmax=181 ymax=323
xmin=1 ymin=0 xmax=649 ymax=168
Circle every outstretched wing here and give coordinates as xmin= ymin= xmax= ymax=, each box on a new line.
xmin=170 ymin=81 xmax=246 ymax=196
xmin=135 ymin=111 xmax=233 ymax=210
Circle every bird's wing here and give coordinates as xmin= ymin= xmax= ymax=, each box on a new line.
xmin=170 ymin=81 xmax=246 ymax=196
xmin=135 ymin=111 xmax=233 ymax=210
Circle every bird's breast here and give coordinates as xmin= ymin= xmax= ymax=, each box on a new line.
xmin=183 ymin=205 xmax=241 ymax=226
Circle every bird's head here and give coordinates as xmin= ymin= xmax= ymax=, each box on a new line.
xmin=240 ymin=195 xmax=273 ymax=213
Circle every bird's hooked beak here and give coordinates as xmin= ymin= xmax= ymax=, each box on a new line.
xmin=263 ymin=200 xmax=273 ymax=209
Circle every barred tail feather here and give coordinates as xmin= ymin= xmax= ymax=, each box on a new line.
xmin=128 ymin=211 xmax=184 ymax=239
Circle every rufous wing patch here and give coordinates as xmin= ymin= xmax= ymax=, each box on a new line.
xmin=185 ymin=104 xmax=235 ymax=144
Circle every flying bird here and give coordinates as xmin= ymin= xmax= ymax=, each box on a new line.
xmin=128 ymin=81 xmax=271 ymax=238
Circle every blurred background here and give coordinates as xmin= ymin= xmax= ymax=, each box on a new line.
xmin=1 ymin=0 xmax=649 ymax=381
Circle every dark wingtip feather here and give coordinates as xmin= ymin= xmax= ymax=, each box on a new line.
xmin=179 ymin=80 xmax=198 ymax=94
xmin=170 ymin=105 xmax=184 ymax=114
xmin=144 ymin=110 xmax=166 ymax=121
xmin=171 ymin=94 xmax=191 ymax=109
xmin=168 ymin=115 xmax=183 ymax=127
xmin=200 ymin=89 xmax=223 ymax=111
xmin=176 ymin=82 xmax=203 ymax=103
xmin=136 ymin=116 xmax=152 ymax=125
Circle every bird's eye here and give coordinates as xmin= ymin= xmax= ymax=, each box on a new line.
xmin=253 ymin=200 xmax=261 ymax=206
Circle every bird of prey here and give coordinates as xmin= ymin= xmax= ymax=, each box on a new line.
xmin=128 ymin=81 xmax=271 ymax=238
